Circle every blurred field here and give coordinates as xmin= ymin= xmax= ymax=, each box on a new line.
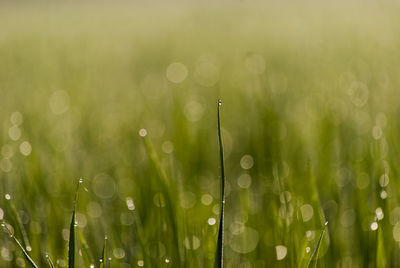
xmin=2 ymin=1 xmax=400 ymax=267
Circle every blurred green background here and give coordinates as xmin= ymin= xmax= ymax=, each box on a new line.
xmin=1 ymin=1 xmax=400 ymax=267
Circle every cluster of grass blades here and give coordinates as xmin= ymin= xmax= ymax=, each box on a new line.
xmin=1 ymin=178 xmax=94 ymax=268
xmin=0 ymin=100 xmax=331 ymax=267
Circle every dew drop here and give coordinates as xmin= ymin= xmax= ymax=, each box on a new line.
xmin=370 ymin=221 xmax=378 ymax=231
xmin=139 ymin=129 xmax=147 ymax=137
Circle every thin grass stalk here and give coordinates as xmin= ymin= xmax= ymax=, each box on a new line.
xmin=215 ymin=100 xmax=225 ymax=268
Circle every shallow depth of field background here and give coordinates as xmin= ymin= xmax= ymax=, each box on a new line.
xmin=1 ymin=1 xmax=400 ymax=267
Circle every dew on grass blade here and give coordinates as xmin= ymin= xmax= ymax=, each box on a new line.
xmin=371 ymin=222 xmax=378 ymax=231
xmin=208 ymin=218 xmax=216 ymax=225
xmin=126 ymin=197 xmax=135 ymax=211
xmin=138 ymin=128 xmax=147 ymax=137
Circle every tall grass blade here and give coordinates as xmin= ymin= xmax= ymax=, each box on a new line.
xmin=1 ymin=221 xmax=38 ymax=268
xmin=141 ymin=129 xmax=181 ymax=264
xmin=68 ymin=178 xmax=83 ymax=268
xmin=100 ymin=236 xmax=107 ymax=268
xmin=307 ymin=222 xmax=328 ymax=268
xmin=215 ymin=100 xmax=225 ymax=268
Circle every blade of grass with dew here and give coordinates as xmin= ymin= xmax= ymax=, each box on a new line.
xmin=214 ymin=100 xmax=225 ymax=268
xmin=307 ymin=222 xmax=328 ymax=268
xmin=46 ymin=253 xmax=55 ymax=268
xmin=7 ymin=197 xmax=32 ymax=253
xmin=68 ymin=178 xmax=83 ymax=268
xmin=1 ymin=221 xmax=38 ymax=268
xmin=100 ymin=235 xmax=107 ymax=268
xmin=140 ymin=129 xmax=181 ymax=264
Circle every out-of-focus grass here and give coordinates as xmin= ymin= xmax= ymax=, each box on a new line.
xmin=1 ymin=0 xmax=400 ymax=267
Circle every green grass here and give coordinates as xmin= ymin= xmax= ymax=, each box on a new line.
xmin=2 ymin=1 xmax=400 ymax=267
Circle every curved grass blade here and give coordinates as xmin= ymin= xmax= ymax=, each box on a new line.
xmin=46 ymin=253 xmax=55 ymax=268
xmin=1 ymin=221 xmax=38 ymax=268
xmin=307 ymin=222 xmax=328 ymax=268
xmin=99 ymin=236 xmax=107 ymax=268
xmin=68 ymin=178 xmax=83 ymax=268
xmin=215 ymin=99 xmax=225 ymax=268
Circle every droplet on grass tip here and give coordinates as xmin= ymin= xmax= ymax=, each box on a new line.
xmin=138 ymin=128 xmax=147 ymax=137
xmin=370 ymin=221 xmax=378 ymax=231
xmin=126 ymin=197 xmax=135 ymax=211
xmin=218 ymin=100 xmax=222 ymax=106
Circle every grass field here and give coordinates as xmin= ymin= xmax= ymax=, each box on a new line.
xmin=1 ymin=1 xmax=400 ymax=267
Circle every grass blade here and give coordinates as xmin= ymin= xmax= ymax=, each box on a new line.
xmin=1 ymin=221 xmax=38 ymax=268
xmin=46 ymin=253 xmax=55 ymax=268
xmin=7 ymin=198 xmax=32 ymax=253
xmin=77 ymin=227 xmax=95 ymax=266
xmin=99 ymin=235 xmax=107 ymax=268
xmin=307 ymin=222 xmax=328 ymax=268
xmin=140 ymin=129 xmax=181 ymax=264
xmin=68 ymin=178 xmax=83 ymax=268
xmin=215 ymin=99 xmax=225 ymax=268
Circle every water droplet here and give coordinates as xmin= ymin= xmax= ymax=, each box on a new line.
xmin=208 ymin=218 xmax=216 ymax=225
xmin=218 ymin=100 xmax=222 ymax=106
xmin=5 ymin=194 xmax=11 ymax=200
xmin=370 ymin=221 xmax=378 ymax=231
xmin=26 ymin=246 xmax=32 ymax=251
xmin=137 ymin=260 xmax=144 ymax=266
xmin=138 ymin=128 xmax=147 ymax=137
xmin=165 ymin=258 xmax=170 ymax=263
xmin=126 ymin=197 xmax=135 ymax=211
xmin=79 ymin=178 xmax=83 ymax=183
